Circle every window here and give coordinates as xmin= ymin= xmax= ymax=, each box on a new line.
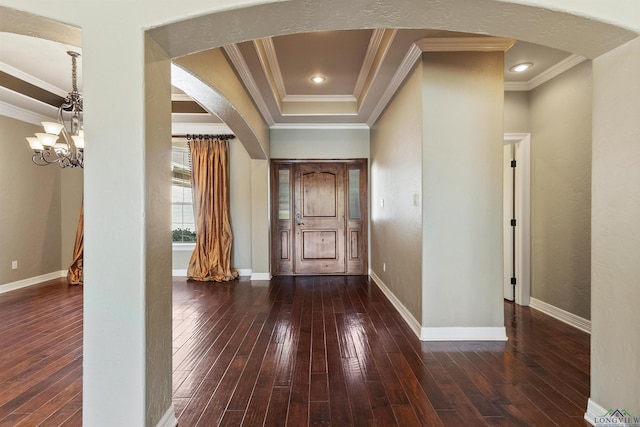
xmin=172 ymin=147 xmax=196 ymax=242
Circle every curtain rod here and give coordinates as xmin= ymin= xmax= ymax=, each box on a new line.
xmin=172 ymin=134 xmax=236 ymax=141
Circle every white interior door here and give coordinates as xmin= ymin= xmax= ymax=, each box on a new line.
xmin=503 ymin=134 xmax=531 ymax=306
xmin=503 ymin=143 xmax=516 ymax=301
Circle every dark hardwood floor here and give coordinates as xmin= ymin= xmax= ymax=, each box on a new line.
xmin=0 ymin=276 xmax=591 ymax=426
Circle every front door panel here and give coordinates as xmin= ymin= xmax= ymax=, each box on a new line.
xmin=294 ymin=164 xmax=345 ymax=274
xmin=271 ymin=160 xmax=367 ymax=275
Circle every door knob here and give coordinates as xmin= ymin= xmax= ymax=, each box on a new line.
xmin=295 ymin=213 xmax=304 ymax=225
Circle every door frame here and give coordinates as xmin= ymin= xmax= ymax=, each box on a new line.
xmin=503 ymin=133 xmax=531 ymax=306
xmin=270 ymin=159 xmax=368 ymax=276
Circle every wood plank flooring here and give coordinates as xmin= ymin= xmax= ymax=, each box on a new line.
xmin=0 ymin=276 xmax=591 ymax=426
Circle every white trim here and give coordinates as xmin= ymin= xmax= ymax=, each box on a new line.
xmin=415 ymin=36 xmax=516 ymax=52
xmin=420 ymin=327 xmax=508 ymax=342
xmin=367 ymin=43 xmax=421 ymax=127
xmin=503 ymin=133 xmax=531 ymax=306
xmin=255 ymin=38 xmax=287 ymax=102
xmin=369 ymin=36 xmax=513 ymax=127
xmin=171 ymin=93 xmax=193 ymax=102
xmin=0 ymin=60 xmax=68 ymax=98
xmin=529 ymin=297 xmax=591 ymax=334
xmin=172 ymin=242 xmax=195 ymax=251
xmin=282 ymin=94 xmax=357 ymax=103
xmin=0 ymin=99 xmax=52 ymax=125
xmin=370 ymin=271 xmax=508 ymax=342
xmin=155 ymin=405 xmax=177 ymax=427
xmin=223 ymin=44 xmax=275 ymax=126
xmin=172 ymin=269 xmax=188 ymax=277
xmin=250 ymin=272 xmax=272 ymax=281
xmin=585 ymin=398 xmax=607 ymax=426
xmin=270 ymin=122 xmax=370 ymax=130
xmin=353 ymin=29 xmax=387 ymax=99
xmin=505 ymin=54 xmax=586 ymax=91
xmin=504 ymin=81 xmax=530 ymax=91
xmin=237 ymin=269 xmax=252 ymax=277
xmin=0 ymin=270 xmax=66 ymax=294
xmin=369 ymin=271 xmax=422 ymax=339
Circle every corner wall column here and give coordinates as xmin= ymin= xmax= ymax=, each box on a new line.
xmin=420 ymin=47 xmax=507 ymax=340
xmin=82 ymin=22 xmax=175 ymax=427
xmin=589 ymin=36 xmax=640 ymax=419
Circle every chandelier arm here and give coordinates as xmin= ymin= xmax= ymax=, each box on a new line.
xmin=32 ymin=149 xmax=62 ymax=166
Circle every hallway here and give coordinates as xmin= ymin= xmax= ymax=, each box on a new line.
xmin=0 ymin=276 xmax=590 ymax=426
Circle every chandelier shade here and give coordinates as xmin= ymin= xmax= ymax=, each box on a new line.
xmin=27 ymin=51 xmax=84 ymax=168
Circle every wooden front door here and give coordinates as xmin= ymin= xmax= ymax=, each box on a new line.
xmin=271 ymin=160 xmax=367 ymax=275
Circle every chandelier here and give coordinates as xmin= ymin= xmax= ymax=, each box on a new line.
xmin=26 ymin=51 xmax=84 ymax=168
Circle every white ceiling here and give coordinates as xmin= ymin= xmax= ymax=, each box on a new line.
xmin=0 ymin=29 xmax=578 ymax=130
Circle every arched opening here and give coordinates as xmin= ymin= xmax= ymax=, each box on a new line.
xmin=2 ymin=1 xmax=638 ymax=425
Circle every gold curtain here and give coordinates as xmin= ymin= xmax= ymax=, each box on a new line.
xmin=67 ymin=203 xmax=84 ymax=285
xmin=187 ymin=137 xmax=238 ymax=282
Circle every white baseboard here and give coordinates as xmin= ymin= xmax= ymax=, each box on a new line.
xmin=529 ymin=297 xmax=591 ymax=334
xmin=250 ymin=272 xmax=272 ymax=281
xmin=369 ymin=271 xmax=423 ymax=339
xmin=370 ymin=271 xmax=508 ymax=342
xmin=172 ymin=268 xmax=252 ymax=278
xmin=585 ymin=398 xmax=640 ymax=426
xmin=237 ymin=268 xmax=252 ymax=277
xmin=585 ymin=398 xmax=606 ymax=426
xmin=0 ymin=270 xmax=66 ymax=294
xmin=420 ymin=326 xmax=508 ymax=341
xmin=156 ymin=405 xmax=177 ymax=427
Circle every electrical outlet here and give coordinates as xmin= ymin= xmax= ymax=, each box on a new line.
xmin=380 ymin=199 xmax=384 ymax=208
xmin=383 ymin=262 xmax=386 ymax=272
xmin=11 ymin=260 xmax=18 ymax=270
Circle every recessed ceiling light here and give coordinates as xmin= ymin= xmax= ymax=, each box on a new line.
xmin=509 ymin=62 xmax=533 ymax=73
xmin=310 ymin=75 xmax=326 ymax=84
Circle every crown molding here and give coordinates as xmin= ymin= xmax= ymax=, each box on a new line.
xmin=0 ymin=61 xmax=68 ymax=98
xmin=356 ymin=29 xmax=397 ymax=112
xmin=368 ymin=36 xmax=519 ymax=126
xmin=415 ymin=37 xmax=516 ymax=52
xmin=270 ymin=122 xmax=369 ymax=130
xmin=171 ymin=93 xmax=193 ymax=102
xmin=367 ymin=43 xmax=422 ymax=127
xmin=223 ymin=44 xmax=275 ymax=125
xmin=282 ymin=94 xmax=357 ymax=103
xmin=0 ymin=100 xmax=51 ymax=126
xmin=255 ymin=37 xmax=287 ymax=103
xmin=505 ymin=54 xmax=586 ymax=91
xmin=353 ymin=29 xmax=387 ymax=99
xmin=503 ymin=81 xmax=530 ymax=91
xmin=528 ymin=54 xmax=586 ymax=89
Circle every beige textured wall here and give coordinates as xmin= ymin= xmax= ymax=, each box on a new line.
xmin=530 ymin=61 xmax=592 ymax=320
xmin=250 ymin=159 xmax=270 ymax=275
xmin=0 ymin=116 xmax=62 ymax=284
xmin=504 ymin=91 xmax=530 ymax=133
xmin=143 ymin=35 xmax=173 ymax=427
xmin=421 ymin=51 xmax=505 ymax=329
xmin=592 ymin=36 xmax=640 ymax=414
xmin=370 ymin=62 xmax=423 ymax=321
xmin=270 ymin=128 xmax=370 ymax=159
xmin=229 ymin=138 xmax=252 ymax=270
